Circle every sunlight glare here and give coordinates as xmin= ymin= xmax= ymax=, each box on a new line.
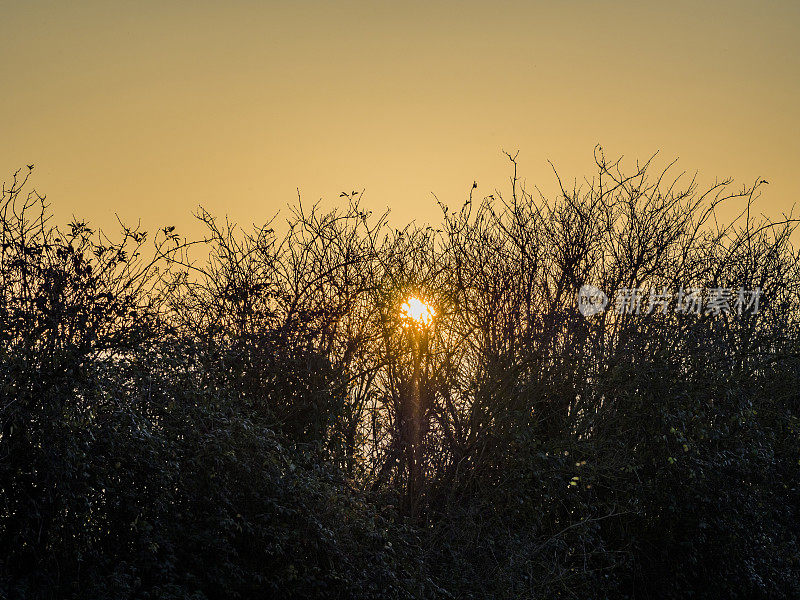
xmin=400 ymin=296 xmax=436 ymax=327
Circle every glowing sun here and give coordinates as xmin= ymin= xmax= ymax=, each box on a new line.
xmin=400 ymin=296 xmax=436 ymax=326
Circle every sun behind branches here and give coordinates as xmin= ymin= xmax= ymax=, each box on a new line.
xmin=400 ymin=296 xmax=436 ymax=327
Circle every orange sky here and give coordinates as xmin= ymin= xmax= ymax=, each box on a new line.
xmin=2 ymin=1 xmax=799 ymax=236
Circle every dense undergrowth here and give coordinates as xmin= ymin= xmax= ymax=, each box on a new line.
xmin=2 ymin=150 xmax=799 ymax=598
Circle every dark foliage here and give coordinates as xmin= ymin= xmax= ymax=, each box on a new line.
xmin=2 ymin=151 xmax=799 ymax=598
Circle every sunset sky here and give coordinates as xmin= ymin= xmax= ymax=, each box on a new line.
xmin=3 ymin=1 xmax=799 ymax=235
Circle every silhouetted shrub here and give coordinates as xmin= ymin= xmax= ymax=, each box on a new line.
xmin=2 ymin=150 xmax=798 ymax=598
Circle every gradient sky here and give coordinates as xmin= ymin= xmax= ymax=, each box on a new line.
xmin=2 ymin=1 xmax=799 ymax=236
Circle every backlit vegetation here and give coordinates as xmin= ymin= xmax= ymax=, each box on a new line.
xmin=2 ymin=149 xmax=799 ymax=599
